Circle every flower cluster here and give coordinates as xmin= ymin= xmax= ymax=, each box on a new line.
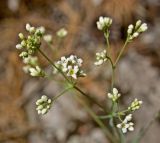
xmin=23 ymin=55 xmax=38 ymax=66
xmin=94 ymin=50 xmax=107 ymax=66
xmin=16 ymin=23 xmax=45 ymax=57
xmin=107 ymin=88 xmax=142 ymax=133
xmin=16 ymin=24 xmax=46 ymax=77
xmin=55 ymin=55 xmax=86 ymax=79
xmin=117 ymin=114 xmax=134 ymax=133
xmin=28 ymin=66 xmax=45 ymax=77
xmin=128 ymin=98 xmax=143 ymax=111
xmin=36 ymin=95 xmax=52 ymax=115
xmin=127 ymin=20 xmax=148 ymax=41
xmin=108 ymin=88 xmax=121 ymax=102
xmin=22 ymin=55 xmax=45 ymax=77
xmin=56 ymin=28 xmax=68 ymax=38
xmin=96 ymin=16 xmax=112 ymax=31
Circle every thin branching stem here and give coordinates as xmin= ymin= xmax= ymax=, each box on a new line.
xmin=52 ymin=86 xmax=73 ymax=102
xmin=98 ymin=114 xmax=113 ymax=119
xmin=38 ymin=48 xmax=108 ymax=113
xmin=105 ymin=30 xmax=110 ymax=54
xmin=114 ymin=39 xmax=129 ymax=66
xmin=38 ymin=48 xmax=71 ymax=83
xmin=106 ymin=56 xmax=115 ymax=69
xmin=73 ymin=85 xmax=108 ymax=114
xmin=74 ymin=94 xmax=118 ymax=143
xmin=111 ymin=68 xmax=115 ymax=90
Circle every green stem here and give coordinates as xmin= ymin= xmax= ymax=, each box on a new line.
xmin=119 ymin=130 xmax=126 ymax=143
xmin=105 ymin=31 xmax=110 ymax=52
xmin=114 ymin=39 xmax=129 ymax=66
xmin=106 ymin=56 xmax=114 ymax=69
xmin=110 ymin=101 xmax=120 ymax=142
xmin=38 ymin=48 xmax=71 ymax=83
xmin=111 ymin=68 xmax=115 ymax=90
xmin=75 ymin=94 xmax=118 ymax=143
xmin=38 ymin=48 xmax=108 ymax=113
xmin=106 ymin=56 xmax=115 ymax=90
xmin=119 ymin=109 xmax=130 ymax=115
xmin=73 ymin=85 xmax=108 ymax=114
xmin=52 ymin=86 xmax=73 ymax=102
xmin=104 ymin=33 xmax=120 ymax=141
xmin=98 ymin=114 xmax=113 ymax=119
xmin=104 ymin=30 xmax=116 ymax=88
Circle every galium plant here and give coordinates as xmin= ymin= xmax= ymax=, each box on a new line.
xmin=16 ymin=17 xmax=148 ymax=143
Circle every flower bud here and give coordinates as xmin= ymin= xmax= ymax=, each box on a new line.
xmin=29 ymin=27 xmax=35 ymax=33
xmin=108 ymin=88 xmax=121 ymax=102
xmin=21 ymin=40 xmax=26 ymax=47
xmin=19 ymin=51 xmax=28 ymax=58
xmin=96 ymin=16 xmax=112 ymax=31
xmin=127 ymin=24 xmax=134 ymax=35
xmin=43 ymin=34 xmax=52 ymax=43
xmin=128 ymin=98 xmax=143 ymax=111
xmin=18 ymin=33 xmax=24 ymax=39
xmin=26 ymin=23 xmax=31 ymax=31
xmin=16 ymin=44 xmax=22 ymax=49
xmin=135 ymin=20 xmax=142 ymax=29
xmin=133 ymin=32 xmax=139 ymax=38
xmin=56 ymin=28 xmax=68 ymax=38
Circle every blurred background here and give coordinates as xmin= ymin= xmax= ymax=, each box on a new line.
xmin=0 ymin=0 xmax=160 ymax=143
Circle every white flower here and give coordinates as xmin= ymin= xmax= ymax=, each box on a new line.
xmin=107 ymin=88 xmax=121 ymax=101
xmin=133 ymin=32 xmax=139 ymax=38
xmin=123 ymin=114 xmax=132 ymax=123
xmin=94 ymin=59 xmax=104 ymax=66
xmin=127 ymin=20 xmax=148 ymax=40
xmin=128 ymin=24 xmax=134 ymax=29
xmin=67 ymin=66 xmax=79 ymax=79
xmin=117 ymin=114 xmax=134 ymax=133
xmin=135 ymin=20 xmax=142 ymax=28
xmin=117 ymin=122 xmax=129 ymax=133
xmin=117 ymin=122 xmax=134 ymax=133
xmin=23 ymin=55 xmax=38 ymax=66
xmin=19 ymin=51 xmax=28 ymax=58
xmin=139 ymin=23 xmax=148 ymax=32
xmin=96 ymin=16 xmax=112 ymax=31
xmin=128 ymin=122 xmax=134 ymax=131
xmin=36 ymin=95 xmax=52 ymax=115
xmin=29 ymin=66 xmax=44 ymax=77
xmin=26 ymin=23 xmax=31 ymax=31
xmin=18 ymin=33 xmax=24 ymax=39
xmin=43 ymin=34 xmax=52 ymax=43
xmin=29 ymin=27 xmax=35 ymax=33
xmin=55 ymin=55 xmax=86 ymax=79
xmin=94 ymin=50 xmax=107 ymax=66
xmin=21 ymin=40 xmax=26 ymax=47
xmin=16 ymin=44 xmax=22 ymax=49
xmin=127 ymin=24 xmax=134 ymax=35
xmin=37 ymin=26 xmax=45 ymax=34
xmin=77 ymin=58 xmax=83 ymax=66
xmin=128 ymin=98 xmax=143 ymax=111
xmin=17 ymin=23 xmax=46 ymax=56
xmin=23 ymin=65 xmax=31 ymax=73
xmin=56 ymin=28 xmax=68 ymax=38
xmin=25 ymin=23 xmax=36 ymax=33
